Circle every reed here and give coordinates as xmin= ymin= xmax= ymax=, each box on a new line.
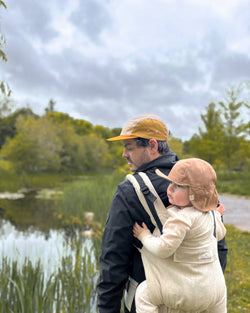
xmin=0 ymin=235 xmax=101 ymax=313
xmin=56 ymin=169 xmax=126 ymax=227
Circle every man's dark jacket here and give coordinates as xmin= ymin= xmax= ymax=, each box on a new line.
xmin=97 ymin=151 xmax=227 ymax=313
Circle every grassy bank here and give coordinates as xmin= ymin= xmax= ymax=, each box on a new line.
xmin=225 ymin=225 xmax=250 ymax=312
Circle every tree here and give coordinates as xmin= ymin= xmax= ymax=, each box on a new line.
xmin=188 ymin=85 xmax=250 ymax=171
xmin=218 ymin=86 xmax=249 ymax=171
xmin=44 ymin=99 xmax=56 ymax=114
xmin=0 ymin=81 xmax=14 ymax=117
xmin=188 ymin=102 xmax=223 ymax=165
xmin=0 ymin=1 xmax=7 ymax=62
xmin=0 ymin=107 xmax=38 ymax=149
xmin=1 ymin=117 xmax=62 ymax=172
xmin=81 ymin=134 xmax=109 ymax=170
xmin=54 ymin=122 xmax=87 ymax=172
xmin=168 ymin=135 xmax=183 ymax=159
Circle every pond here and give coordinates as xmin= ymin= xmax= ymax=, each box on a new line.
xmin=0 ymin=188 xmax=96 ymax=273
xmin=0 ymin=188 xmax=100 ymax=312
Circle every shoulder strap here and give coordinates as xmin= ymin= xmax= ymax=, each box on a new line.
xmin=211 ymin=210 xmax=216 ymax=238
xmin=127 ymin=172 xmax=164 ymax=234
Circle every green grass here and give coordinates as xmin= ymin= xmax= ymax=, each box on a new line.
xmin=225 ymin=225 xmax=250 ymax=312
xmin=0 ymin=171 xmax=73 ymax=192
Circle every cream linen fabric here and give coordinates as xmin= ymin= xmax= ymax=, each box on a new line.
xmin=136 ymin=206 xmax=227 ymax=313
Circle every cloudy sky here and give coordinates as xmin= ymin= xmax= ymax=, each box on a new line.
xmin=1 ymin=0 xmax=250 ymax=140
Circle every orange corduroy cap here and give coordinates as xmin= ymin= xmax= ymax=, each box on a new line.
xmin=107 ymin=114 xmax=168 ymax=141
xmin=156 ymin=158 xmax=218 ymax=212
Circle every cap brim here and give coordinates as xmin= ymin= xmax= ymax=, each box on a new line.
xmin=106 ymin=135 xmax=138 ymax=141
xmin=155 ymin=169 xmax=171 ymax=181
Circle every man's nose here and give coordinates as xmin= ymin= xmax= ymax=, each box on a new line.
xmin=122 ymin=150 xmax=128 ymax=158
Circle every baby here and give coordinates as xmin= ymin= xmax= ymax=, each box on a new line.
xmin=133 ymin=158 xmax=227 ymax=313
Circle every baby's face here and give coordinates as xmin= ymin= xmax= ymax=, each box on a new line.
xmin=167 ymin=183 xmax=192 ymax=208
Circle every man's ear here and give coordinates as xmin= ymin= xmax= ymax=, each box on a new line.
xmin=148 ymin=139 xmax=158 ymax=153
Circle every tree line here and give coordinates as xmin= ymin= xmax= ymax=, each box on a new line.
xmin=0 ymin=84 xmax=249 ymax=175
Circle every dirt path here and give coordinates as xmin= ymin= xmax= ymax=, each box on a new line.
xmin=219 ymin=194 xmax=250 ymax=232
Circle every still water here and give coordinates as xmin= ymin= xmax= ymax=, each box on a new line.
xmin=0 ymin=189 xmax=93 ymax=274
xmin=0 ymin=219 xmax=74 ymax=274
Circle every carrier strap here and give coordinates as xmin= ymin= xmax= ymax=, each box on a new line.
xmin=127 ymin=172 xmax=165 ymax=234
xmin=211 ymin=210 xmax=216 ymax=238
xmin=134 ymin=174 xmax=163 ymax=234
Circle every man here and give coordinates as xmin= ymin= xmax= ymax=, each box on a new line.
xmin=97 ymin=114 xmax=227 ymax=313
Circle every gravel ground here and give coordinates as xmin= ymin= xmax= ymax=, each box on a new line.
xmin=219 ymin=194 xmax=250 ymax=232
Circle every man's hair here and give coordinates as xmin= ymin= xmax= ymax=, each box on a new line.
xmin=135 ymin=137 xmax=169 ymax=154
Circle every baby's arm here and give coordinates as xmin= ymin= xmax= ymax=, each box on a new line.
xmin=133 ymin=218 xmax=188 ymax=259
xmin=214 ymin=210 xmax=227 ymax=240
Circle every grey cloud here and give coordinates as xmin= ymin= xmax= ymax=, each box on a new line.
xmin=213 ymin=52 xmax=250 ymax=83
xmin=70 ymin=0 xmax=112 ymax=42
xmin=4 ymin=35 xmax=56 ymax=93
xmin=5 ymin=0 xmax=57 ymax=43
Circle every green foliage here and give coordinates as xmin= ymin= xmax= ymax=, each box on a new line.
xmin=1 ymin=117 xmax=62 ymax=172
xmin=0 ymin=2 xmax=7 ymax=62
xmin=225 ymin=225 xmax=250 ymax=312
xmin=189 ymin=103 xmax=220 ymax=162
xmin=74 ymin=119 xmax=94 ymax=135
xmin=80 ymin=134 xmax=109 ymax=170
xmin=187 ymin=86 xmax=250 ymax=171
xmin=0 ymin=113 xmax=115 ymax=173
xmin=216 ymin=170 xmax=250 ymax=196
xmin=0 ymin=81 xmax=14 ymax=118
xmin=168 ymin=135 xmax=184 ymax=158
xmin=0 ymin=108 xmax=39 ymax=149
xmin=218 ymin=87 xmax=249 ymax=172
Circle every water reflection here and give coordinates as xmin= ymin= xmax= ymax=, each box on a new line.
xmin=0 ymin=188 xmax=98 ymax=277
xmin=0 ymin=189 xmax=60 ymax=233
xmin=0 ymin=219 xmax=79 ymax=275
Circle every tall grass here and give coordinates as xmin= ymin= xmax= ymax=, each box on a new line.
xmin=0 ymin=235 xmax=101 ymax=313
xmin=56 ymin=169 xmax=126 ymax=227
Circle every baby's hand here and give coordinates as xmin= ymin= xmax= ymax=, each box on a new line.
xmin=133 ymin=222 xmax=148 ymax=238
xmin=216 ymin=203 xmax=225 ymax=216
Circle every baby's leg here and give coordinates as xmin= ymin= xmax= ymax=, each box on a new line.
xmin=202 ymin=290 xmax=227 ymax=313
xmin=135 ymin=280 xmax=159 ymax=313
